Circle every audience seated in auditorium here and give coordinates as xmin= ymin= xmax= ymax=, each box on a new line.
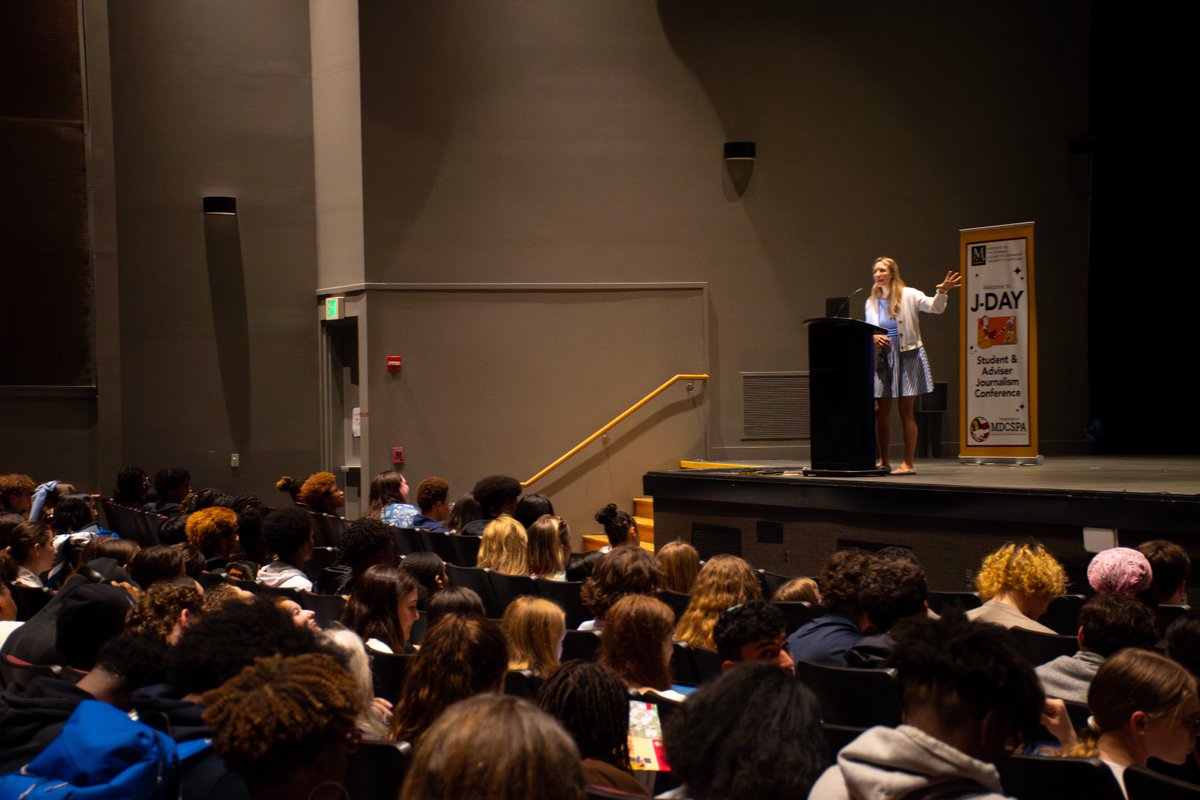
xmin=322 ymin=518 xmax=395 ymax=595
xmin=676 ymin=554 xmax=762 ymax=650
xmin=844 ymin=555 xmax=930 ymax=668
xmin=786 ymin=549 xmax=877 ymax=666
xmin=400 ymin=693 xmax=586 ymax=800
xmin=594 ymin=502 xmax=639 ymax=552
xmin=80 ymin=535 xmax=139 ymax=570
xmin=323 ymin=627 xmax=393 ymax=738
xmin=412 ymin=476 xmax=452 ymax=532
xmin=526 ymin=514 xmax=568 ymax=580
xmin=1088 ymin=546 xmax=1154 ymax=597
xmin=399 ymin=551 xmax=447 ymax=610
xmin=185 ymin=506 xmax=240 ymax=572
xmin=966 ymin=542 xmax=1066 ymax=633
xmin=257 ymin=506 xmax=315 ymax=592
xmin=0 ymin=634 xmax=166 ymax=773
xmin=110 ymin=466 xmax=151 ymax=508
xmin=663 ymin=661 xmax=827 ymax=800
xmin=390 ymin=614 xmax=508 ymax=746
xmin=368 ymin=469 xmax=421 ymax=529
xmin=1138 ymin=539 xmax=1190 ymax=606
xmin=0 ymin=520 xmax=55 ymax=588
xmin=341 ymin=564 xmax=420 ymax=654
xmin=476 ymin=515 xmax=530 ymax=576
xmin=538 ymin=660 xmax=650 ymax=797
xmin=656 ymin=539 xmax=700 ymax=595
xmin=0 ymin=473 xmax=36 ymax=517
xmin=810 ymin=609 xmax=1045 ymax=800
xmin=1036 ymin=594 xmax=1159 ymax=703
xmin=202 ymin=652 xmax=361 ymax=800
xmin=444 ymin=492 xmax=482 ymax=535
xmin=180 ymin=487 xmax=235 ymax=515
xmin=144 ymin=466 xmax=191 ymax=516
xmin=502 ymin=596 xmax=565 ymax=679
xmin=513 ymin=492 xmax=554 ymax=532
xmin=712 ymin=600 xmax=795 ymax=672
xmin=567 ymin=550 xmax=603 ymax=582
xmin=1060 ymin=648 xmax=1198 ymax=794
xmin=598 ymin=594 xmax=683 ymax=701
xmin=772 ymin=575 xmax=823 ymax=604
xmin=274 ymin=474 xmax=303 ymax=504
xmin=425 ymin=586 xmax=486 ymax=628
xmin=275 ymin=597 xmax=320 ymax=632
xmin=229 ymin=495 xmax=271 ymax=571
xmin=579 ymin=546 xmax=661 ymax=631
xmin=461 ymin=475 xmax=522 ymax=536
xmin=175 ymin=541 xmax=206 ymax=579
xmin=157 ymin=513 xmax=190 ymax=546
xmin=298 ymin=471 xmax=345 ymax=516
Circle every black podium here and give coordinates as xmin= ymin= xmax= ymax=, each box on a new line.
xmin=802 ymin=317 xmax=888 ymax=476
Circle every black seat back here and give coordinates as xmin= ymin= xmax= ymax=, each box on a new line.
xmin=794 ymin=659 xmax=902 ymax=727
xmin=344 ymin=740 xmax=413 ymax=800
xmin=445 ymin=563 xmax=499 ymax=617
xmin=1006 ymin=626 xmax=1078 ymax=666
xmin=998 ymin=754 xmax=1123 ymax=800
xmin=534 ymin=578 xmax=589 ymax=629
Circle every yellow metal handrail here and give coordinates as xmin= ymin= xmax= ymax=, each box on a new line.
xmin=521 ymin=373 xmax=710 ymax=488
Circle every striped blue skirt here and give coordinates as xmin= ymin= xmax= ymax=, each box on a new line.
xmin=875 ymin=344 xmax=934 ymax=399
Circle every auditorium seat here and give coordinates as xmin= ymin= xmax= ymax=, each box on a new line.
xmin=670 ymin=641 xmax=701 ymax=686
xmin=344 ymin=740 xmax=413 ymax=800
xmin=392 ymin=527 xmax=424 ymax=556
xmin=794 ymin=659 xmax=902 ymax=728
xmin=504 ymin=669 xmax=546 ymax=700
xmin=1006 ymin=627 xmax=1078 ymax=666
xmin=370 ymin=651 xmax=415 ymax=705
xmin=926 ymin=590 xmax=982 ymax=615
xmin=770 ymin=600 xmax=820 ymax=636
xmin=301 ymin=546 xmax=338 ymax=581
xmin=1125 ymin=764 xmax=1200 ymax=799
xmin=307 ymin=511 xmax=347 ymax=548
xmin=418 ymin=529 xmax=457 ymax=564
xmin=448 ymin=533 xmax=481 ymax=567
xmin=822 ymin=723 xmax=867 ymax=756
xmin=1158 ymin=604 xmax=1192 ymax=632
xmin=444 ymin=564 xmax=499 ymax=617
xmin=1040 ymin=594 xmax=1087 ymax=636
xmin=690 ymin=645 xmax=723 ymax=685
xmin=1 ymin=654 xmax=82 ymax=690
xmin=486 ymin=571 xmax=538 ymax=616
xmin=561 ymin=630 xmax=601 ymax=662
xmin=535 ymin=578 xmax=589 ymax=629
xmin=298 ymin=592 xmax=346 ymax=630
xmin=997 ymin=754 xmax=1123 ymax=800
xmin=656 ymin=589 xmax=690 ymax=622
xmin=756 ymin=568 xmax=792 ymax=598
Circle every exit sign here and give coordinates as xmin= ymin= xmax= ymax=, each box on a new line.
xmin=325 ymin=296 xmax=342 ymax=320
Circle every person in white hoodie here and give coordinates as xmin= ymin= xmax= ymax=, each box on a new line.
xmin=256 ymin=506 xmax=314 ymax=592
xmin=810 ymin=609 xmax=1044 ymax=800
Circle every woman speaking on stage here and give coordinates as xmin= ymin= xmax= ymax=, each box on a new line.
xmin=865 ymin=256 xmax=961 ymax=475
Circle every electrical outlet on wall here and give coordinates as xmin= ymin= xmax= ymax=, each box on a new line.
xmin=230 ymin=453 xmax=239 ymax=467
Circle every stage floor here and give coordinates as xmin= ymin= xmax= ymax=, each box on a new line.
xmin=675 ymin=455 xmax=1200 ymax=497
xmin=643 ymin=455 xmax=1200 ymax=590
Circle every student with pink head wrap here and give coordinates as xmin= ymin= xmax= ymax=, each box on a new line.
xmin=1087 ymin=547 xmax=1153 ymax=596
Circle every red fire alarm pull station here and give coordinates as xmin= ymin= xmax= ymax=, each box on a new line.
xmin=386 ymin=356 xmax=402 ymax=373
xmin=392 ymin=446 xmax=405 ymax=464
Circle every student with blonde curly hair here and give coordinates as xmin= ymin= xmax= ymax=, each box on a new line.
xmin=202 ymin=653 xmax=362 ymax=800
xmin=675 ymin=554 xmax=762 ymax=650
xmin=967 ymin=542 xmax=1067 ymax=633
xmin=476 ymin=515 xmax=529 ymax=576
xmin=502 ymin=596 xmax=566 ymax=678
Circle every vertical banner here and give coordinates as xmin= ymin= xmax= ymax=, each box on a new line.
xmin=958 ymin=222 xmax=1041 ymax=463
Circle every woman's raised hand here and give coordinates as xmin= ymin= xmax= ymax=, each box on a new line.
xmin=936 ymin=271 xmax=962 ymax=293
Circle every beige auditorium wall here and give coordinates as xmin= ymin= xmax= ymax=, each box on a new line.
xmin=358 ymin=285 xmax=708 ymax=527
xmin=101 ymin=1 xmax=322 ymax=495
xmin=355 ymin=0 xmax=1092 ymax=488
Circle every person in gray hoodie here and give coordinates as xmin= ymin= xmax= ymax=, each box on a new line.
xmin=810 ymin=609 xmax=1044 ymax=800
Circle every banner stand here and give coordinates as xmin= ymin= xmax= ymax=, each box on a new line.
xmin=958 ymin=222 xmax=1041 ymax=465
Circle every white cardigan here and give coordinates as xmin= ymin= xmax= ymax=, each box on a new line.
xmin=864 ymin=286 xmax=947 ymax=352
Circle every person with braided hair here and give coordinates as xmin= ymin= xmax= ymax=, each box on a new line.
xmin=202 ymin=652 xmax=362 ymax=800
xmin=389 ymin=613 xmax=508 ymax=746
xmin=538 ymin=660 xmax=650 ymax=796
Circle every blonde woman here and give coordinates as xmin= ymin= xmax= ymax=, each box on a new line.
xmin=865 ymin=256 xmax=961 ymax=475
xmin=656 ymin=540 xmax=700 ymax=595
xmin=502 ymin=596 xmax=566 ymax=678
xmin=675 ymin=554 xmax=762 ymax=650
xmin=967 ymin=542 xmax=1067 ymax=634
xmin=527 ymin=515 xmax=567 ymax=581
xmin=476 ymin=515 xmax=529 ymax=576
